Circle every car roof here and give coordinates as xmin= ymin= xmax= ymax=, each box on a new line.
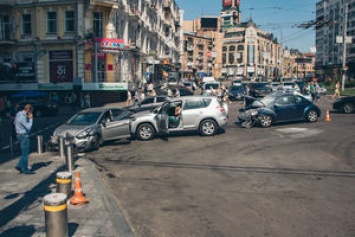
xmin=168 ymin=96 xmax=215 ymax=102
xmin=79 ymin=107 xmax=121 ymax=113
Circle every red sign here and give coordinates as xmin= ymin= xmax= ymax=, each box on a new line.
xmin=236 ymin=0 xmax=240 ymax=7
xmin=223 ymin=0 xmax=232 ymax=7
xmin=206 ymin=51 xmax=212 ymax=58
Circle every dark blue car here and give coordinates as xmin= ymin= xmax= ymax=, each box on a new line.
xmin=238 ymin=91 xmax=321 ymax=128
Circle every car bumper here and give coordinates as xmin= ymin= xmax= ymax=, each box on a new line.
xmin=48 ymin=135 xmax=95 ymax=152
xmin=217 ymin=116 xmax=228 ymax=130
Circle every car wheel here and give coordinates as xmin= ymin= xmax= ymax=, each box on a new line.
xmin=136 ymin=123 xmax=155 ymax=141
xmin=343 ymin=103 xmax=353 ymax=114
xmin=306 ymin=110 xmax=318 ymax=122
xmin=199 ymin=119 xmax=218 ymax=136
xmin=91 ymin=134 xmax=102 ymax=151
xmin=258 ymin=114 xmax=272 ymax=128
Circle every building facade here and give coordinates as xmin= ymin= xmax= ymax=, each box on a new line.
xmin=0 ymin=0 xmax=182 ymax=104
xmin=180 ymin=0 xmax=283 ymax=80
xmin=315 ymin=0 xmax=355 ymax=81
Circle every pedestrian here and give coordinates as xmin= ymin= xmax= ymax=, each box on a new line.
xmin=126 ymin=90 xmax=132 ymax=106
xmin=310 ymin=82 xmax=317 ymax=102
xmin=174 ymin=88 xmax=180 ymax=97
xmin=140 ymin=90 xmax=145 ymax=102
xmin=84 ymin=94 xmax=91 ymax=108
xmin=14 ymin=104 xmax=35 ymax=174
xmin=70 ymin=92 xmax=77 ymax=111
xmin=332 ymin=81 xmax=341 ymax=100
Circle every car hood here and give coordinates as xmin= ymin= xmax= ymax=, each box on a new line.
xmin=53 ymin=124 xmax=92 ymax=138
xmin=243 ymin=96 xmax=257 ymax=108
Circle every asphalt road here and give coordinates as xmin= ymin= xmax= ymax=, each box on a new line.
xmin=85 ymin=96 xmax=355 ymax=237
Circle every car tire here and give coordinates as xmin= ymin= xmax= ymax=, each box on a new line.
xmin=91 ymin=134 xmax=102 ymax=151
xmin=199 ymin=119 xmax=218 ymax=136
xmin=306 ymin=109 xmax=318 ymax=122
xmin=258 ymin=114 xmax=272 ymax=128
xmin=343 ymin=103 xmax=353 ymax=114
xmin=136 ymin=123 xmax=155 ymax=141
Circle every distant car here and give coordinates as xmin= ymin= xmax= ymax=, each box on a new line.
xmin=271 ymin=82 xmax=280 ymax=91
xmin=333 ymin=96 xmax=355 ymax=113
xmin=156 ymin=85 xmax=194 ymax=97
xmin=238 ymin=91 xmax=321 ymax=128
xmin=130 ymin=96 xmax=228 ymax=140
xmin=228 ymin=85 xmax=245 ymax=101
xmin=281 ymin=82 xmax=300 ymax=93
xmin=317 ymin=83 xmax=327 ymax=95
xmin=48 ymin=107 xmax=131 ymax=152
xmin=232 ymin=79 xmax=243 ymax=86
xmin=125 ymin=96 xmax=171 ymax=113
xmin=182 ymin=81 xmax=194 ymax=91
xmin=18 ymin=99 xmax=58 ymax=117
xmin=251 ymin=82 xmax=272 ymax=97
xmin=201 ymin=82 xmax=220 ymax=96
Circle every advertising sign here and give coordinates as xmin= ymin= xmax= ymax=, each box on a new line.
xmin=49 ymin=51 xmax=73 ymax=83
xmin=82 ymin=82 xmax=128 ymax=91
xmin=222 ymin=0 xmax=232 ymax=7
xmin=93 ymin=38 xmax=125 ymax=52
xmin=15 ymin=63 xmax=35 ymax=81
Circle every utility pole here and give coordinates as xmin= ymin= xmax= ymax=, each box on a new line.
xmin=341 ymin=2 xmax=349 ymax=92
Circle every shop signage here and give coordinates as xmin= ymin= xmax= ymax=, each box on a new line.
xmin=38 ymin=83 xmax=73 ymax=90
xmin=82 ymin=82 xmax=128 ymax=91
xmin=49 ymin=51 xmax=73 ymax=83
xmin=94 ymin=38 xmax=125 ymax=52
xmin=0 ymin=83 xmax=37 ymax=91
xmin=15 ymin=63 xmax=36 ymax=81
xmin=223 ymin=0 xmax=232 ymax=7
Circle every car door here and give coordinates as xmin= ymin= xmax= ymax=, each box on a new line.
xmin=273 ymin=95 xmax=298 ymax=122
xmin=294 ymin=95 xmax=309 ymax=120
xmin=182 ymin=98 xmax=210 ymax=128
xmin=156 ymin=102 xmax=169 ymax=136
xmin=101 ymin=109 xmax=130 ymax=141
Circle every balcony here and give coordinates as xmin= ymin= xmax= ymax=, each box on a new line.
xmin=128 ymin=7 xmax=140 ymax=21
xmin=163 ymin=1 xmax=171 ymax=12
xmin=187 ymin=45 xmax=194 ymax=51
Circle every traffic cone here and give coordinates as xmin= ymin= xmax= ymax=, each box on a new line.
xmin=325 ymin=110 xmax=331 ymax=122
xmin=70 ymin=172 xmax=89 ymax=206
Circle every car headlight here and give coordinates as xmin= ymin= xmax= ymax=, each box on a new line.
xmin=76 ymin=128 xmax=92 ymax=139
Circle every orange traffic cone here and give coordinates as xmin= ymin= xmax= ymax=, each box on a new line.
xmin=70 ymin=172 xmax=89 ymax=206
xmin=325 ymin=110 xmax=331 ymax=122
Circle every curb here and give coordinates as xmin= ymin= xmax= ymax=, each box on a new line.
xmin=78 ymin=158 xmax=135 ymax=237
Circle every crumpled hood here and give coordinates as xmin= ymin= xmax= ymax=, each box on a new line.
xmin=53 ymin=124 xmax=90 ymax=138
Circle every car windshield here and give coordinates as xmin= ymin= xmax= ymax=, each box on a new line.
xmin=67 ymin=112 xmax=101 ymax=125
xmin=259 ymin=93 xmax=277 ymax=107
xmin=283 ymin=82 xmax=295 ymax=87
xmin=205 ymin=83 xmax=219 ymax=89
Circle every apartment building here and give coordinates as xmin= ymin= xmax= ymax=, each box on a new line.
xmin=0 ymin=0 xmax=182 ymax=104
xmin=315 ymin=0 xmax=355 ymax=80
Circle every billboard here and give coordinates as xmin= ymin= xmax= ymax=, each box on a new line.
xmin=201 ymin=17 xmax=218 ymax=28
xmin=49 ymin=51 xmax=73 ymax=83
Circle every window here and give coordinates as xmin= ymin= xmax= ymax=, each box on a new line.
xmin=47 ymin=12 xmax=57 ymax=33
xmin=184 ymin=98 xmax=211 ymax=110
xmin=157 ymin=97 xmax=167 ymax=103
xmin=238 ymin=45 xmax=244 ymax=51
xmin=0 ymin=15 xmax=10 ymax=40
xmin=22 ymin=14 xmax=32 ymax=35
xmin=141 ymin=97 xmax=155 ymax=105
xmin=65 ymin=11 xmax=75 ymax=32
xmin=229 ymin=46 xmax=235 ymax=51
xmin=93 ymin=12 xmax=103 ymax=37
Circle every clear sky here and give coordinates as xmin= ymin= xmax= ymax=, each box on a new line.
xmin=175 ymin=0 xmax=317 ymax=53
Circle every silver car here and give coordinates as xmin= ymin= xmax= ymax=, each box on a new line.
xmin=48 ymin=107 xmax=130 ymax=151
xmin=130 ymin=96 xmax=228 ymax=141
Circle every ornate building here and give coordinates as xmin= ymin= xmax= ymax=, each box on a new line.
xmin=0 ymin=0 xmax=182 ymax=104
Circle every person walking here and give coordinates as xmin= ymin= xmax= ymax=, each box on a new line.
xmin=14 ymin=104 xmax=35 ymax=174
xmin=126 ymin=90 xmax=132 ymax=106
xmin=310 ymin=82 xmax=317 ymax=102
xmin=84 ymin=94 xmax=91 ymax=108
xmin=332 ymin=81 xmax=341 ymax=100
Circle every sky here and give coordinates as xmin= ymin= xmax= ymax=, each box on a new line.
xmin=175 ymin=0 xmax=318 ymax=52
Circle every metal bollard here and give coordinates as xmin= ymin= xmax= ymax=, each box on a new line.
xmin=59 ymin=137 xmax=65 ymax=159
xmin=44 ymin=193 xmax=68 ymax=237
xmin=65 ymin=145 xmax=75 ymax=172
xmin=37 ymin=135 xmax=44 ymax=154
xmin=56 ymin=172 xmax=72 ymax=199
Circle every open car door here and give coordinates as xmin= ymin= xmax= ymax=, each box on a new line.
xmin=101 ymin=109 xmax=131 ymax=141
xmin=156 ymin=102 xmax=169 ymax=136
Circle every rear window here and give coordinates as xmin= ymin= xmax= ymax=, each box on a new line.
xmin=184 ymin=98 xmax=212 ymax=110
xmin=205 ymin=83 xmax=220 ymax=90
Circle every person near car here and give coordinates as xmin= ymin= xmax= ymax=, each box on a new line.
xmin=140 ymin=90 xmax=145 ymax=102
xmin=126 ymin=90 xmax=132 ymax=106
xmin=174 ymin=88 xmax=180 ymax=97
xmin=70 ymin=92 xmax=77 ymax=111
xmin=84 ymin=93 xmax=91 ymax=108
xmin=167 ymin=87 xmax=174 ymax=97
xmin=14 ymin=104 xmax=35 ymax=174
xmin=332 ymin=81 xmax=341 ymax=100
xmin=310 ymin=82 xmax=318 ymax=102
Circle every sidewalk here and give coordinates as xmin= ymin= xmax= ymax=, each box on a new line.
xmin=0 ymin=151 xmax=134 ymax=237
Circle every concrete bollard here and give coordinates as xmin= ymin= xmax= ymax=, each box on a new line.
xmin=56 ymin=172 xmax=73 ymax=199
xmin=44 ymin=193 xmax=68 ymax=237
xmin=59 ymin=137 xmax=65 ymax=159
xmin=65 ymin=145 xmax=75 ymax=172
xmin=37 ymin=135 xmax=44 ymax=154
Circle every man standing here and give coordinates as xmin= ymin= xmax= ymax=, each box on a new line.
xmin=14 ymin=104 xmax=35 ymax=174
